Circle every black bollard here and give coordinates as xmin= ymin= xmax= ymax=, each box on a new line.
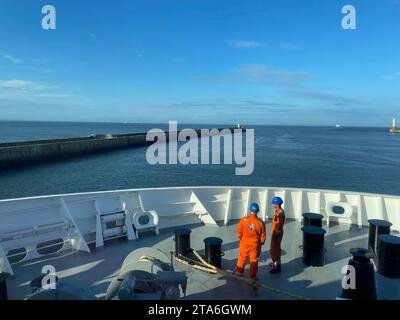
xmin=302 ymin=213 xmax=324 ymax=227
xmin=341 ymin=248 xmax=377 ymax=300
xmin=203 ymin=237 xmax=224 ymax=269
xmin=0 ymin=272 xmax=9 ymax=300
xmin=377 ymin=234 xmax=400 ymax=278
xmin=174 ymin=228 xmax=192 ymax=257
xmin=368 ymin=219 xmax=392 ymax=256
xmin=301 ymin=226 xmax=326 ymax=266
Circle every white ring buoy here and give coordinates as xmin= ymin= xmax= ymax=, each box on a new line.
xmin=133 ymin=210 xmax=159 ymax=229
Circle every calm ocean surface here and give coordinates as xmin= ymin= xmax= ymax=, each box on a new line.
xmin=1 ymin=121 xmax=400 ymax=200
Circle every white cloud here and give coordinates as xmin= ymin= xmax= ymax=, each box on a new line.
xmin=235 ymin=64 xmax=311 ymax=86
xmin=2 ymin=54 xmax=23 ymax=64
xmin=28 ymin=93 xmax=73 ymax=98
xmin=287 ymin=91 xmax=363 ymax=106
xmin=0 ymin=79 xmax=71 ymax=99
xmin=0 ymin=79 xmax=57 ymax=91
xmin=31 ymin=67 xmax=53 ymax=73
xmin=226 ymin=40 xmax=267 ymax=48
xmin=381 ymin=72 xmax=400 ymax=80
xmin=280 ymin=42 xmax=302 ymax=49
xmin=226 ymin=40 xmax=303 ymax=50
xmin=87 ymin=32 xmax=97 ymax=39
xmin=194 ymin=64 xmax=312 ymax=88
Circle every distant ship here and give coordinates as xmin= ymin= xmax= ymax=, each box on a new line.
xmin=389 ymin=118 xmax=400 ymax=133
xmin=335 ymin=124 xmax=342 ymax=128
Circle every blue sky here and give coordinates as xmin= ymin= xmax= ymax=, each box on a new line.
xmin=0 ymin=0 xmax=399 ymax=126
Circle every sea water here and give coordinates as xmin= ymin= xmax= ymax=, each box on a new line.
xmin=1 ymin=121 xmax=400 ymax=199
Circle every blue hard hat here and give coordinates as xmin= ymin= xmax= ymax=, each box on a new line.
xmin=272 ymin=196 xmax=283 ymax=205
xmin=249 ymin=203 xmax=260 ymax=214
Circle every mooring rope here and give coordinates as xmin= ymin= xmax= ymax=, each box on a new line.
xmin=175 ymin=254 xmax=218 ymax=274
xmin=174 ymin=249 xmax=310 ymax=301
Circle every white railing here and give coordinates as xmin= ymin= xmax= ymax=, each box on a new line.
xmin=0 ymin=186 xmax=399 ymax=274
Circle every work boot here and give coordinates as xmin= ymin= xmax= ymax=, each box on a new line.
xmin=235 ymin=266 xmax=244 ymax=277
xmin=270 ymin=265 xmax=281 ymax=274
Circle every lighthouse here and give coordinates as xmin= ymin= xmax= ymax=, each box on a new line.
xmin=390 ymin=117 xmax=400 ymax=133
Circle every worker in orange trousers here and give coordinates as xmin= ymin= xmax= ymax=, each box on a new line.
xmin=235 ymin=203 xmax=266 ymax=279
xmin=270 ymin=196 xmax=285 ymax=274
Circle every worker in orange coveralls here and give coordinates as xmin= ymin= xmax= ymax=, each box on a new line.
xmin=235 ymin=203 xmax=266 ymax=280
xmin=269 ymin=196 xmax=285 ymax=274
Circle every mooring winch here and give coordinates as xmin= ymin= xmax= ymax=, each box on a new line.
xmin=106 ymin=247 xmax=187 ymax=300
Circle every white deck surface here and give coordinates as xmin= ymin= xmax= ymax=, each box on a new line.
xmin=6 ymin=219 xmax=400 ymax=300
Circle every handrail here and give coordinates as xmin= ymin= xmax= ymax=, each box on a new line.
xmin=2 ymin=185 xmax=400 ymax=203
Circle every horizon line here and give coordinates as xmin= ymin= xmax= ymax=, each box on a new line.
xmin=0 ymin=118 xmax=392 ymax=129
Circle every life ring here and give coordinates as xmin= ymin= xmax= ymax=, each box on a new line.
xmin=133 ymin=210 xmax=159 ymax=229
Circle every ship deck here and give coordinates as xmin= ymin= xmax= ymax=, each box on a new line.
xmin=6 ymin=219 xmax=400 ymax=300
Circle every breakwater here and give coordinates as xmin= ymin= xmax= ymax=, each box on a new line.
xmin=0 ymin=128 xmax=241 ymax=169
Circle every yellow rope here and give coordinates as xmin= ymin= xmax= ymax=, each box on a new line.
xmin=175 ymin=254 xmax=218 ymax=274
xmin=176 ymin=250 xmax=310 ymax=301
xmin=192 ymin=250 xmax=212 ymax=267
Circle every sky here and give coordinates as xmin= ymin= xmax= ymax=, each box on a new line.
xmin=0 ymin=0 xmax=399 ymax=126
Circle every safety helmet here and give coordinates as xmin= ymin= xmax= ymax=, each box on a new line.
xmin=249 ymin=203 xmax=260 ymax=214
xmin=271 ymin=196 xmax=283 ymax=205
